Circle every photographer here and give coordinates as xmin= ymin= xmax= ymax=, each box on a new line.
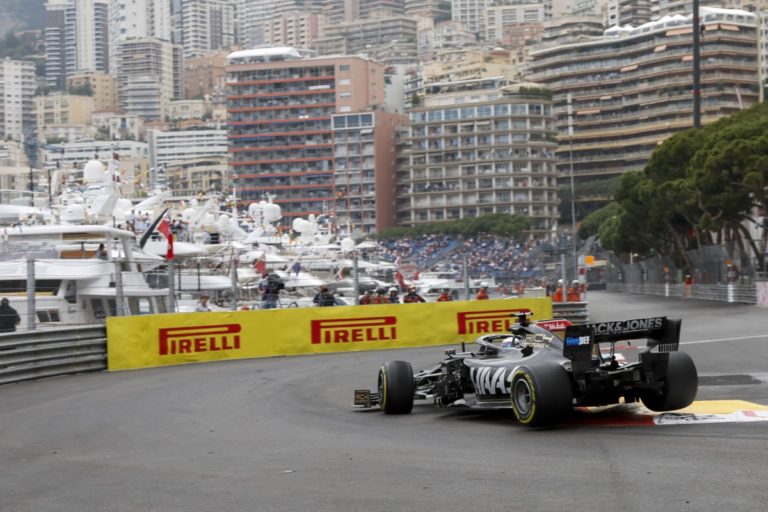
xmin=260 ymin=273 xmax=285 ymax=309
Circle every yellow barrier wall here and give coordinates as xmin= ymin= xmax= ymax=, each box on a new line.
xmin=107 ymin=298 xmax=552 ymax=370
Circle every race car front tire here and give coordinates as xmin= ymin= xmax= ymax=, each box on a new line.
xmin=641 ymin=351 xmax=698 ymax=412
xmin=378 ymin=360 xmax=415 ymax=414
xmin=510 ymin=364 xmax=573 ymax=427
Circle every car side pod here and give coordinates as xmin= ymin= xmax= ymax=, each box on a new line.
xmin=510 ymin=364 xmax=573 ymax=427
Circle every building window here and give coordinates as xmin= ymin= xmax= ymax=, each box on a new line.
xmin=339 ymin=64 xmax=350 ymax=71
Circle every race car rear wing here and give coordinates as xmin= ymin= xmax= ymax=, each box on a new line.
xmin=563 ymin=317 xmax=681 ymax=362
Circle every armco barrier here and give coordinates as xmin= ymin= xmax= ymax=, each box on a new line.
xmin=0 ymin=326 xmax=107 ymax=385
xmin=552 ymin=301 xmax=589 ymax=325
xmin=107 ymin=298 xmax=553 ymax=371
xmin=607 ymin=283 xmax=758 ymax=304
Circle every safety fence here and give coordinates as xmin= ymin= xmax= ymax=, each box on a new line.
xmin=606 ymin=282 xmax=759 ymax=304
xmin=0 ymin=326 xmax=107 ymax=385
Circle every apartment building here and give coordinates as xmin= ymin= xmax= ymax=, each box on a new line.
xmin=181 ymin=0 xmax=236 ymax=59
xmin=606 ymin=0 xmax=651 ymax=26
xmin=485 ymin=1 xmax=545 ymax=43
xmin=400 ymin=78 xmax=559 ymax=235
xmin=526 ymin=7 xmax=759 ymax=186
xmin=35 ymin=94 xmax=94 ymax=142
xmin=116 ymin=38 xmax=181 ymax=120
xmin=184 ymin=50 xmax=228 ymax=100
xmin=332 ymin=110 xmax=408 ymax=234
xmin=263 ymin=11 xmax=322 ymax=48
xmin=44 ymin=0 xmax=109 ymax=90
xmin=147 ymin=129 xmax=227 ymax=187
xmin=452 ymin=0 xmax=489 ymax=36
xmin=315 ymin=16 xmax=420 ymax=65
xmin=226 ymin=47 xmax=387 ymax=219
xmin=0 ymin=59 xmax=37 ymax=143
xmin=164 ymin=156 xmax=228 ymax=197
xmin=108 ymin=0 xmax=172 ymax=74
xmin=405 ymin=0 xmax=452 ymax=20
xmin=66 ymin=72 xmax=117 ymax=111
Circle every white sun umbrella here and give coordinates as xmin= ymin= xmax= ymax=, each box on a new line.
xmin=355 ymin=241 xmax=378 ymax=249
xmin=277 ymin=270 xmax=326 ymax=288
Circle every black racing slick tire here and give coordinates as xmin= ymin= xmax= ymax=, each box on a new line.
xmin=641 ymin=352 xmax=698 ymax=412
xmin=510 ymin=364 xmax=573 ymax=427
xmin=378 ymin=361 xmax=415 ymax=414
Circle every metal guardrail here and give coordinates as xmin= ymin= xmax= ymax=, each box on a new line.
xmin=553 ymin=301 xmax=589 ymax=325
xmin=606 ymin=283 xmax=758 ymax=304
xmin=0 ymin=326 xmax=107 ymax=386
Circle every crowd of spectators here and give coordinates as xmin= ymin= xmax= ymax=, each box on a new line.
xmin=378 ymin=233 xmax=576 ymax=285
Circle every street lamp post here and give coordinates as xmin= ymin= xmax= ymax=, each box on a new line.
xmin=567 ymin=93 xmax=578 ymax=282
xmin=693 ymin=0 xmax=702 ymax=128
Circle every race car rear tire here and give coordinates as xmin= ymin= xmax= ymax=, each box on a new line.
xmin=510 ymin=364 xmax=573 ymax=427
xmin=641 ymin=352 xmax=698 ymax=412
xmin=378 ymin=361 xmax=414 ymax=414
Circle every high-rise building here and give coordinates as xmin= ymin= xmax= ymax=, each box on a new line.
xmin=606 ymin=0 xmax=650 ymax=26
xmin=116 ymin=38 xmax=180 ymax=120
xmin=44 ymin=0 xmax=109 ymax=90
xmin=485 ymin=1 xmax=545 ymax=43
xmin=263 ymin=11 xmax=322 ymax=48
xmin=315 ymin=16 xmax=420 ymax=65
xmin=226 ymin=47 xmax=392 ymax=220
xmin=400 ymin=78 xmax=559 ymax=234
xmin=0 ymin=59 xmax=37 ymax=143
xmin=526 ymin=7 xmax=759 ymax=191
xmin=108 ymin=0 xmax=172 ymax=74
xmin=332 ymin=110 xmax=408 ymax=234
xmin=451 ymin=0 xmax=488 ymax=37
xmin=181 ymin=0 xmax=236 ymax=59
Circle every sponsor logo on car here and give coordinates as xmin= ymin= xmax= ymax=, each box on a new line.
xmin=457 ymin=309 xmax=531 ymax=335
xmin=159 ymin=324 xmax=241 ymax=355
xmin=470 ymin=366 xmax=513 ymax=395
xmin=536 ymin=319 xmax=573 ymax=331
xmin=588 ymin=317 xmax=664 ymax=335
xmin=311 ymin=316 xmax=397 ymax=344
xmin=565 ymin=335 xmax=591 ymax=347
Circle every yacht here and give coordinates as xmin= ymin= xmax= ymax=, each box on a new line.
xmin=0 ymin=224 xmax=170 ymax=330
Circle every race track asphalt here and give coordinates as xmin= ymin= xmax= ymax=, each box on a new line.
xmin=2 ymin=291 xmax=768 ymax=512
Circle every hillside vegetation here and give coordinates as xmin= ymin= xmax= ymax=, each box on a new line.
xmin=0 ymin=0 xmax=45 ymax=34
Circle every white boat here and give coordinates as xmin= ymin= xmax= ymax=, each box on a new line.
xmin=0 ymin=224 xmax=170 ymax=330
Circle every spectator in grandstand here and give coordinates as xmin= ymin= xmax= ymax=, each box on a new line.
xmin=476 ymin=283 xmax=490 ymax=300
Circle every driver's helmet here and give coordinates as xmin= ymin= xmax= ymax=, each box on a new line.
xmin=500 ymin=336 xmax=516 ymax=348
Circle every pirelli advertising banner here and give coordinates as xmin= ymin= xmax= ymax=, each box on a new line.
xmin=106 ymin=298 xmax=551 ymax=371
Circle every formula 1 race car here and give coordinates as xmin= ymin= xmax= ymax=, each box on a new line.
xmin=354 ymin=313 xmax=698 ymax=426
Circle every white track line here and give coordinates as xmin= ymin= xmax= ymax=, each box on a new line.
xmin=598 ymin=333 xmax=768 ymax=352
xmin=682 ymin=334 xmax=768 ymax=345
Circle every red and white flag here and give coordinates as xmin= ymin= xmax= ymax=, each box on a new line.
xmin=157 ymin=218 xmax=174 ymax=260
